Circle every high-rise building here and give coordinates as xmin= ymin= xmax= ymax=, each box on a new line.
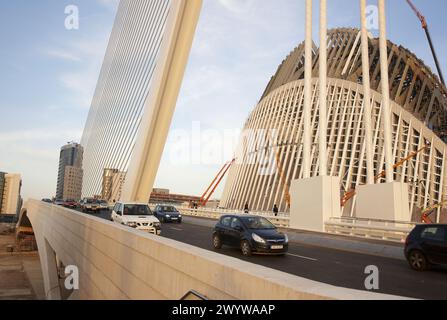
xmin=101 ymin=169 xmax=126 ymax=203
xmin=0 ymin=172 xmax=5 ymax=211
xmin=0 ymin=173 xmax=22 ymax=216
xmin=220 ymin=28 xmax=447 ymax=223
xmin=81 ymin=0 xmax=172 ymax=197
xmin=56 ymin=142 xmax=83 ymax=200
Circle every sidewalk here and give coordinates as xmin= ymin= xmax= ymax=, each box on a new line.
xmin=182 ymin=216 xmax=406 ymax=260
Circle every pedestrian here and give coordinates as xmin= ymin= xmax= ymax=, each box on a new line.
xmin=273 ymin=204 xmax=279 ymax=217
xmin=244 ymin=203 xmax=249 ymax=214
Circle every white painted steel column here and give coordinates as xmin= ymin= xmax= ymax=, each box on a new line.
xmin=303 ymin=0 xmax=313 ymax=179
xmin=378 ymin=0 xmax=394 ymax=183
xmin=360 ymin=0 xmax=374 ymax=184
xmin=121 ymin=0 xmax=202 ymax=202
xmin=318 ymin=0 xmax=328 ymax=176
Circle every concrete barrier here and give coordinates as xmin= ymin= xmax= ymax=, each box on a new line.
xmin=26 ymin=200 xmax=408 ymax=300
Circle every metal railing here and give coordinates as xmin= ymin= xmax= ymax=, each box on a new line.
xmin=152 ymin=203 xmax=416 ymax=243
xmin=180 ymin=290 xmax=209 ymax=301
xmin=325 ymin=217 xmax=416 ymax=243
xmin=176 ymin=206 xmax=290 ymax=228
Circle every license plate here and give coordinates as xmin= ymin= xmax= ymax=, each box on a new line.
xmin=271 ymin=245 xmax=283 ymax=250
xmin=171 ymin=218 xmax=178 ymax=220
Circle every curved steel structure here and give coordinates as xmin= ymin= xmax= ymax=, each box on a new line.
xmin=220 ymin=28 xmax=447 ymax=222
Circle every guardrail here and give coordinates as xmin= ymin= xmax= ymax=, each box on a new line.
xmin=156 ymin=204 xmax=416 ymax=243
xmin=325 ymin=217 xmax=416 ymax=243
xmin=176 ymin=207 xmax=290 ymax=228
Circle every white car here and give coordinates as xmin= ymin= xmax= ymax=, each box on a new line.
xmin=111 ymin=202 xmax=161 ymax=235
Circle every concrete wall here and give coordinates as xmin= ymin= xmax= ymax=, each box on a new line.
xmin=26 ymin=200 xmax=407 ymax=300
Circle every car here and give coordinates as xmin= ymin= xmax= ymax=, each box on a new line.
xmin=63 ymin=199 xmax=78 ymax=209
xmin=97 ymin=199 xmax=109 ymax=211
xmin=405 ymin=224 xmax=447 ymax=271
xmin=153 ymin=205 xmax=182 ymax=223
xmin=111 ymin=202 xmax=161 ymax=235
xmin=41 ymin=198 xmax=53 ymax=203
xmin=81 ymin=198 xmax=99 ymax=213
xmin=54 ymin=199 xmax=65 ymax=206
xmin=212 ymin=215 xmax=288 ymax=256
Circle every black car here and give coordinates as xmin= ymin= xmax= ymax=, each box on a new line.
xmin=153 ymin=205 xmax=182 ymax=223
xmin=212 ymin=215 xmax=288 ymax=256
xmin=404 ymin=224 xmax=447 ymax=271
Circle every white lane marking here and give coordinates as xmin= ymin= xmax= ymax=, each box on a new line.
xmin=286 ymin=253 xmax=318 ymax=261
xmin=169 ymin=227 xmax=183 ymax=231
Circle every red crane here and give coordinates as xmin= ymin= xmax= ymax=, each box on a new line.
xmin=406 ymin=0 xmax=445 ymax=86
xmin=198 ymin=159 xmax=235 ymax=207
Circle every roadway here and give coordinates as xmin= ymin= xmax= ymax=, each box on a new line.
xmin=87 ymin=209 xmax=447 ymax=300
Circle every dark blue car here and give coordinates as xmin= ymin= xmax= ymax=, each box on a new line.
xmin=212 ymin=215 xmax=288 ymax=256
xmin=405 ymin=224 xmax=447 ymax=271
xmin=153 ymin=205 xmax=182 ymax=223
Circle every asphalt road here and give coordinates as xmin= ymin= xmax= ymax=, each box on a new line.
xmin=85 ymin=209 xmax=447 ymax=300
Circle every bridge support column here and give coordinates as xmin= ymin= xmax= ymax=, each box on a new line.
xmin=35 ymin=237 xmax=62 ymax=300
xmin=289 ymin=176 xmax=341 ymax=232
xmin=356 ymin=182 xmax=411 ymax=222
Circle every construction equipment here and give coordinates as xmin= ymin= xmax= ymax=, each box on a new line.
xmin=341 ymin=142 xmax=431 ymax=207
xmin=275 ymin=151 xmax=291 ymax=209
xmin=374 ymin=143 xmax=431 ymax=183
xmin=421 ymin=200 xmax=447 ymax=224
xmin=406 ymin=0 xmax=445 ymax=86
xmin=198 ymin=159 xmax=235 ymax=207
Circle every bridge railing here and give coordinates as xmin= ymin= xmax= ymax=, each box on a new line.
xmin=157 ymin=204 xmax=415 ymax=243
xmin=325 ymin=217 xmax=416 ymax=243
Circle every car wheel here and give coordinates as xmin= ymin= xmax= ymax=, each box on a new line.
xmin=408 ymin=250 xmax=428 ymax=271
xmin=212 ymin=234 xmax=222 ymax=249
xmin=241 ymin=240 xmax=252 ymax=257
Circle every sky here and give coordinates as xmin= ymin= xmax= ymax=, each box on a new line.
xmin=0 ymin=0 xmax=446 ymax=201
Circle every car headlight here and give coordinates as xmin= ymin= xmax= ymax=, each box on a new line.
xmin=126 ymin=222 xmax=137 ymax=228
xmin=153 ymin=222 xmax=161 ymax=228
xmin=165 ymin=215 xmax=171 ymax=218
xmin=284 ymin=234 xmax=289 ymax=243
xmin=178 ymin=214 xmax=182 ymax=218
xmin=252 ymin=233 xmax=266 ymax=244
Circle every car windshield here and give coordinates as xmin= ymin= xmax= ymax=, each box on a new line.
xmin=86 ymin=199 xmax=95 ymax=203
xmin=98 ymin=200 xmax=107 ymax=204
xmin=123 ymin=205 xmax=152 ymax=216
xmin=160 ymin=206 xmax=177 ymax=212
xmin=240 ymin=216 xmax=276 ymax=230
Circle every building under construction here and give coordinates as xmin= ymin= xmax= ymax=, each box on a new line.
xmin=220 ymin=28 xmax=447 ymax=223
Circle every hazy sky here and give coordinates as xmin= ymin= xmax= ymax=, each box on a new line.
xmin=1 ymin=0 xmax=446 ymax=200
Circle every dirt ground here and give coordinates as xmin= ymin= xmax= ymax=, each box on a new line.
xmin=0 ymin=229 xmax=45 ymax=300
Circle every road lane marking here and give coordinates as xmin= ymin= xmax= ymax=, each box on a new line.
xmin=169 ymin=227 xmax=183 ymax=231
xmin=286 ymin=253 xmax=318 ymax=261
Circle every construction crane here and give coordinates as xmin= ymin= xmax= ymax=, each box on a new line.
xmin=198 ymin=159 xmax=235 ymax=207
xmin=421 ymin=200 xmax=447 ymax=224
xmin=406 ymin=0 xmax=445 ymax=86
xmin=341 ymin=142 xmax=431 ymax=207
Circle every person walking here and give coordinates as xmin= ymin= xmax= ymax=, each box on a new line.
xmin=244 ymin=203 xmax=249 ymax=214
xmin=273 ymin=204 xmax=279 ymax=217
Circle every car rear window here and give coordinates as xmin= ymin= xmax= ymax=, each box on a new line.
xmin=420 ymin=226 xmax=447 ymax=241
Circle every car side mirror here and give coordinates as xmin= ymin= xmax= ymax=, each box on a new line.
xmin=235 ymin=225 xmax=243 ymax=231
xmin=117 ymin=211 xmax=122 ymax=216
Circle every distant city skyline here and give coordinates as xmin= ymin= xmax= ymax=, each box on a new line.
xmin=0 ymin=0 xmax=446 ymax=200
